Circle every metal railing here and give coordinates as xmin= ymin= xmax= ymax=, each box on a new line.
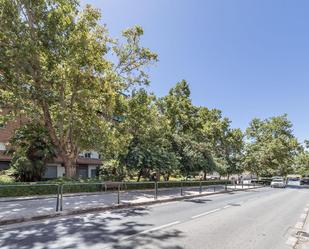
xmin=0 ymin=183 xmax=60 ymax=211
xmin=0 ymin=181 xmax=261 ymax=213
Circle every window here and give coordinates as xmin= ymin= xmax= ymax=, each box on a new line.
xmin=0 ymin=143 xmax=6 ymax=151
xmin=91 ymin=152 xmax=99 ymax=159
xmin=43 ymin=166 xmax=57 ymax=179
xmin=84 ymin=152 xmax=91 ymax=158
xmin=91 ymin=169 xmax=98 ymax=178
xmin=77 ymin=166 xmax=88 ymax=178
xmin=0 ymin=161 xmax=10 ymax=170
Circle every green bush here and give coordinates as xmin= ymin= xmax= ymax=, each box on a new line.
xmin=124 ymin=182 xmax=156 ymax=190
xmin=0 ymin=173 xmax=15 ymax=184
xmin=0 ymin=184 xmax=59 ymax=197
xmin=157 ymin=180 xmax=231 ymax=189
xmin=9 ymin=123 xmax=56 ymax=182
xmin=0 ymin=179 xmax=232 ymax=197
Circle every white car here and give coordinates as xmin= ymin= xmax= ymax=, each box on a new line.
xmin=270 ymin=178 xmax=286 ymax=188
xmin=287 ymin=178 xmax=301 ymax=187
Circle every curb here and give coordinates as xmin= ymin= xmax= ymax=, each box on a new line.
xmin=0 ymin=186 xmax=263 ymax=226
xmin=294 ymin=203 xmax=309 ymax=249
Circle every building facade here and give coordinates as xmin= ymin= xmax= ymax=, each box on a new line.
xmin=0 ymin=112 xmax=101 ymax=179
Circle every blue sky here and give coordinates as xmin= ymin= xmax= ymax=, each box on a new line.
xmin=82 ymin=0 xmax=309 ymax=142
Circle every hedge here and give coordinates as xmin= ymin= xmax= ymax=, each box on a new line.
xmin=0 ymin=180 xmax=232 ymax=198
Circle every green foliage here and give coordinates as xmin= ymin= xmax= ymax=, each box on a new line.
xmin=244 ymin=115 xmax=300 ymax=176
xmin=9 ymin=123 xmax=55 ymax=181
xmin=99 ymin=160 xmax=126 ymax=181
xmin=157 ymin=81 xmax=244 ymax=178
xmin=0 ymin=0 xmax=305 ymax=181
xmin=0 ymin=171 xmax=15 ymax=184
xmin=0 ymin=184 xmax=59 ymax=198
xmin=120 ymin=89 xmax=179 ymax=181
xmin=294 ymin=148 xmax=309 ymax=176
xmin=0 ymin=0 xmax=157 ymax=176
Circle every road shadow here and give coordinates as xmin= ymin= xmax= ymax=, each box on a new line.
xmin=0 ymin=206 xmax=185 ymax=249
xmin=112 ymin=207 xmax=149 ymax=217
xmin=227 ymin=203 xmax=242 ymax=206
xmin=184 ymin=199 xmax=212 ymax=204
xmin=225 ymin=191 xmax=236 ymax=195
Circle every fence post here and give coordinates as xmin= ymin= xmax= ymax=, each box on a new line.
xmin=225 ymin=183 xmax=227 ymax=191
xmin=199 ymin=181 xmax=202 ymax=194
xmin=242 ymin=181 xmax=244 ymax=189
xmin=154 ymin=181 xmax=158 ymax=200
xmin=214 ymin=185 xmax=216 ymax=192
xmin=56 ymin=185 xmax=60 ymax=212
xmin=117 ymin=184 xmax=120 ymax=204
xmin=180 ymin=182 xmax=183 ymax=196
xmin=60 ymin=185 xmax=64 ymax=211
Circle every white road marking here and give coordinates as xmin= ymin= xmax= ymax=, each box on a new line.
xmin=191 ymin=208 xmax=221 ymax=219
xmin=121 ymin=221 xmax=180 ymax=240
xmin=286 ymin=236 xmax=297 ymax=246
xmin=223 ymin=205 xmax=231 ymax=209
xmin=295 ymin=221 xmax=303 ymax=229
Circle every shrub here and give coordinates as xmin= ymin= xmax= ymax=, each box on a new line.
xmin=0 ymin=171 xmax=15 ymax=184
xmin=0 ymin=179 xmax=232 ymax=197
xmin=9 ymin=123 xmax=55 ymax=182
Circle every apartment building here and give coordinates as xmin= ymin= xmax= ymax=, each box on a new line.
xmin=0 ymin=113 xmax=101 ymax=179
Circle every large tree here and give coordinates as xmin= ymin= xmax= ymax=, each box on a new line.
xmin=195 ymin=107 xmax=244 ymax=179
xmin=294 ymin=141 xmax=309 ymax=176
xmin=244 ymin=115 xmax=300 ymax=177
xmin=0 ymin=0 xmax=157 ymax=177
xmin=159 ymin=81 xmax=220 ymax=178
xmin=121 ymin=89 xmax=179 ymax=181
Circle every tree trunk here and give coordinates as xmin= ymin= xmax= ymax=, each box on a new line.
xmin=203 ymin=170 xmax=207 ymax=180
xmin=156 ymin=170 xmax=161 ymax=182
xmin=137 ymin=169 xmax=143 ymax=182
xmin=62 ymin=153 xmax=77 ymax=178
xmin=41 ymin=102 xmax=78 ymax=178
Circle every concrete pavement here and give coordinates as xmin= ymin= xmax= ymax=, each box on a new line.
xmin=295 ymin=201 xmax=309 ymax=249
xmin=0 ymin=187 xmax=308 ymax=249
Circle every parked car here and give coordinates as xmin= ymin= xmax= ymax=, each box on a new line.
xmin=301 ymin=178 xmax=309 ymax=185
xmin=287 ymin=176 xmax=301 ymax=187
xmin=270 ymin=178 xmax=286 ymax=188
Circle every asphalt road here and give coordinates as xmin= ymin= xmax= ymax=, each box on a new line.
xmin=1 ymin=187 xmax=308 ymax=249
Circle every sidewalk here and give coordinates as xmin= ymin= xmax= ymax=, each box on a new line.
xmin=295 ymin=204 xmax=309 ymax=249
xmin=0 ymin=184 xmax=257 ymax=225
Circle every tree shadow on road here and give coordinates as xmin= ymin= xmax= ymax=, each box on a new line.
xmin=184 ymin=199 xmax=212 ymax=204
xmin=0 ymin=207 xmax=185 ymax=249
